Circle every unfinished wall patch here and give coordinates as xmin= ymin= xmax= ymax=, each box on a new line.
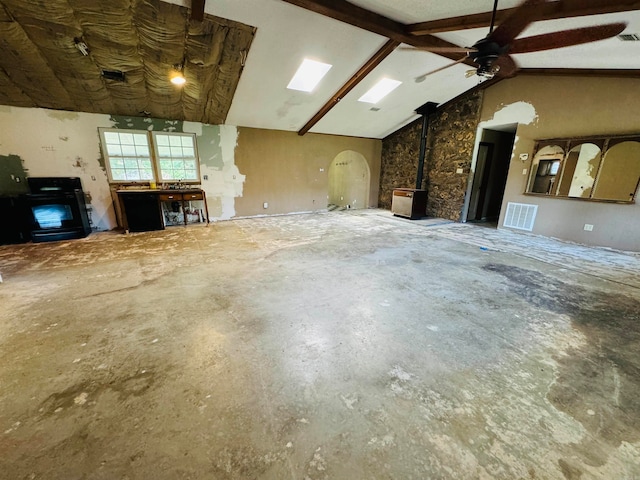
xmin=0 ymin=154 xmax=29 ymax=194
xmin=109 ymin=115 xmax=184 ymax=132
xmin=47 ymin=111 xmax=80 ymax=122
xmin=193 ymin=125 xmax=245 ymax=221
xmin=481 ymin=102 xmax=538 ymax=129
xmin=196 ymin=124 xmax=225 ymax=170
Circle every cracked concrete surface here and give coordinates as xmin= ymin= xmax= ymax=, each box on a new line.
xmin=0 ymin=210 xmax=639 ymax=479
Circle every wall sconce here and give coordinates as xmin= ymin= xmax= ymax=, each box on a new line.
xmin=170 ymin=64 xmax=186 ymax=86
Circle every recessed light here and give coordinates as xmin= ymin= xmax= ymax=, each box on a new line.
xmin=287 ymin=59 xmax=332 ymax=92
xmin=170 ymin=73 xmax=186 ymax=86
xmin=358 ymin=78 xmax=402 ymax=104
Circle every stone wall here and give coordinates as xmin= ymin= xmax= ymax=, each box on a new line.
xmin=378 ymin=120 xmax=422 ymax=209
xmin=379 ymin=90 xmax=483 ymax=220
xmin=425 ymin=90 xmax=483 ymax=221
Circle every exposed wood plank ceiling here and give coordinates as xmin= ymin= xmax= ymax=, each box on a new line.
xmin=0 ymin=0 xmax=254 ymax=124
xmin=0 ymin=0 xmax=639 ymax=139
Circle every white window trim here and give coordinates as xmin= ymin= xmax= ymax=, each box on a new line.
xmin=151 ymin=131 xmax=201 ymax=183
xmin=98 ymin=128 xmax=200 ymax=185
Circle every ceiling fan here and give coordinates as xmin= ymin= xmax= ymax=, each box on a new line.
xmin=406 ymin=0 xmax=627 ymax=82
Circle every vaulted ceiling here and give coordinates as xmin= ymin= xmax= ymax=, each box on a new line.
xmin=1 ymin=0 xmax=639 ymax=139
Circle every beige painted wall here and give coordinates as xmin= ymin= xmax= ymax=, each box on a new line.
xmin=480 ymin=75 xmax=640 ymax=251
xmin=234 ymin=128 xmax=381 ymax=217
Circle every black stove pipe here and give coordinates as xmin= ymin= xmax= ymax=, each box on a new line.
xmin=415 ymin=101 xmax=438 ymax=190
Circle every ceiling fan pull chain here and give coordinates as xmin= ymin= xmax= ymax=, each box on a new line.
xmin=489 ymin=0 xmax=499 ymax=33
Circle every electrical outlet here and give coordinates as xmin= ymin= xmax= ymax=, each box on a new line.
xmin=456 ymin=168 xmax=464 ymax=174
xmin=203 ymin=174 xmax=208 ymax=180
xmin=263 ymin=202 xmax=268 ymax=209
xmin=584 ymin=224 xmax=594 ymax=231
xmin=522 ymin=168 xmax=527 ymax=175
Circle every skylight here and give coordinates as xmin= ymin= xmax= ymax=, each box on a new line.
xmin=358 ymin=78 xmax=402 ymax=104
xmin=287 ymin=59 xmax=332 ymax=93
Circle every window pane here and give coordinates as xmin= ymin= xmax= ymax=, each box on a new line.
xmin=155 ymin=135 xmax=170 ymax=146
xmin=125 ymin=170 xmax=142 ymax=180
xmin=111 ymin=168 xmax=126 ymax=180
xmin=136 ymin=145 xmax=149 ymax=156
xmin=139 ymin=159 xmax=153 ymax=169
xmin=110 ymin=158 xmax=124 ymax=168
xmin=182 ymin=147 xmax=195 ymax=158
xmin=158 ymin=146 xmax=171 ymax=158
xmin=140 ymin=169 xmax=154 ymax=180
xmin=169 ymin=136 xmax=182 ymax=147
xmin=181 ymin=136 xmax=192 ymax=147
xmin=133 ymin=134 xmax=148 ymax=146
xmin=184 ymin=160 xmax=196 ymax=169
xmin=106 ymin=144 xmax=122 ymax=156
xmin=172 ymin=160 xmax=185 ymax=169
xmin=124 ymin=158 xmax=138 ymax=169
xmin=170 ymin=146 xmax=183 ymax=157
xmin=104 ymin=132 xmax=120 ymax=143
xmin=159 ymin=160 xmax=172 ymax=170
xmin=121 ymin=144 xmax=137 ymax=156
xmin=184 ymin=170 xmax=197 ymax=179
xmin=119 ymin=133 xmax=135 ymax=145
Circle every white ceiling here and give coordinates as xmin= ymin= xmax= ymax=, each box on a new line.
xmin=166 ymin=0 xmax=640 ymax=139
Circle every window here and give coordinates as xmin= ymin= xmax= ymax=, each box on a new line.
xmin=99 ymin=128 xmax=200 ymax=184
xmin=526 ymin=135 xmax=640 ymax=203
xmin=152 ymin=132 xmax=199 ymax=182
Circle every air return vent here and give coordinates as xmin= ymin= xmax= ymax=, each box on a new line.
xmin=618 ymin=33 xmax=640 ymax=41
xmin=101 ymin=69 xmax=125 ymax=82
xmin=503 ymin=202 xmax=537 ymax=231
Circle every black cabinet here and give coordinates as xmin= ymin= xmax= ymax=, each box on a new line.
xmin=0 ymin=196 xmax=30 ymax=245
xmin=119 ymin=193 xmax=164 ymax=232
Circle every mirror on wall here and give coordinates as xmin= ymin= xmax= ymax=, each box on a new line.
xmin=526 ymin=135 xmax=640 ymax=203
xmin=593 ymin=141 xmax=640 ymax=202
xmin=558 ymin=143 xmax=602 ymax=198
xmin=529 ymin=145 xmax=564 ymax=194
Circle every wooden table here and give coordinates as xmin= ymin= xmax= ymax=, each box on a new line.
xmin=116 ymin=188 xmax=209 ymax=233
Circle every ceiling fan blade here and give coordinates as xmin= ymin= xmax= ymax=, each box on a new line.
xmin=399 ymin=46 xmax=476 ymax=54
xmin=488 ymin=0 xmax=546 ymax=47
xmin=509 ymin=22 xmax=627 ymax=54
xmin=415 ymin=56 xmax=468 ymax=82
xmin=494 ymin=54 xmax=518 ymax=77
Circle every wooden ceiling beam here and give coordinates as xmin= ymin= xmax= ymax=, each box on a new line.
xmin=191 ymin=0 xmax=205 ymax=22
xmin=407 ymin=0 xmax=640 ymax=36
xmin=281 ymin=0 xmax=473 ymax=63
xmin=298 ymin=39 xmax=399 ymax=135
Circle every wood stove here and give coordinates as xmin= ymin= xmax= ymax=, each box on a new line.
xmin=26 ymin=177 xmax=91 ymax=242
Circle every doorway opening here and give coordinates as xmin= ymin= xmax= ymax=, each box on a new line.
xmin=328 ymin=150 xmax=370 ymax=210
xmin=466 ymin=126 xmax=516 ymax=226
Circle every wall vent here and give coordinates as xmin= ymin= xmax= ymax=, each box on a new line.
xmin=503 ymin=202 xmax=538 ymax=231
xmin=101 ymin=69 xmax=125 ymax=82
xmin=618 ymin=33 xmax=640 ymax=41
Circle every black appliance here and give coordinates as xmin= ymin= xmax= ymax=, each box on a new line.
xmin=0 ymin=196 xmax=30 ymax=245
xmin=119 ymin=192 xmax=164 ymax=232
xmin=26 ymin=177 xmax=91 ymax=242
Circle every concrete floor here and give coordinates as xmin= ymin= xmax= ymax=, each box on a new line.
xmin=1 ymin=210 xmax=639 ymax=479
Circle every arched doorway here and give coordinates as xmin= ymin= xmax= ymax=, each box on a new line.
xmin=327 ymin=150 xmax=370 ymax=210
